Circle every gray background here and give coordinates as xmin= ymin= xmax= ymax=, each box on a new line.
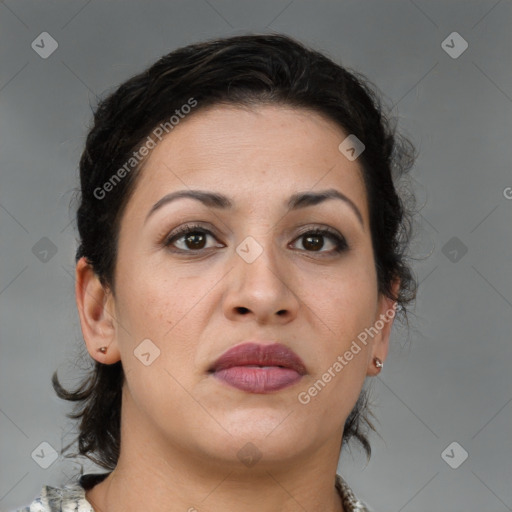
xmin=1 ymin=1 xmax=511 ymax=511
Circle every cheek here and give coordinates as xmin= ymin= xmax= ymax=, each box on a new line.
xmin=297 ymin=263 xmax=378 ymax=413
xmin=304 ymin=258 xmax=378 ymax=335
xmin=115 ymin=270 xmax=215 ymax=376
xmin=117 ymin=270 xmax=204 ymax=333
xmin=298 ymin=272 xmax=375 ymax=419
xmin=115 ymin=274 xmax=204 ymax=399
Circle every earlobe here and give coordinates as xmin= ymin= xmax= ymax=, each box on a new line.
xmin=367 ymin=278 xmax=401 ymax=376
xmin=75 ymin=257 xmax=121 ymax=364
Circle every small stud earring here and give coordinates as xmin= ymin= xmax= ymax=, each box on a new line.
xmin=374 ymin=357 xmax=383 ymax=369
xmin=98 ymin=346 xmax=107 ymax=354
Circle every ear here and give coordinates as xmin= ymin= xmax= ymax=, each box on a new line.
xmin=75 ymin=256 xmax=121 ymax=364
xmin=367 ymin=278 xmax=400 ymax=376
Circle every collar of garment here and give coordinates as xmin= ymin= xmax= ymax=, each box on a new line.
xmin=19 ymin=472 xmax=373 ymax=512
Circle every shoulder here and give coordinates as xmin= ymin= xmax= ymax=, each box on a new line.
xmin=11 ymin=482 xmax=94 ymax=512
xmin=336 ymin=474 xmax=376 ymax=512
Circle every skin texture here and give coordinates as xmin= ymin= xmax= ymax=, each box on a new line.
xmin=76 ymin=105 xmax=398 ymax=512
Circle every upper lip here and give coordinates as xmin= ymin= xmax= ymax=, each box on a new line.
xmin=209 ymin=342 xmax=307 ymax=375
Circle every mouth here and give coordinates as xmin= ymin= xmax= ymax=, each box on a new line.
xmin=208 ymin=342 xmax=307 ymax=394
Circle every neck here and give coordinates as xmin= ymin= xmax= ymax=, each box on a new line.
xmin=85 ymin=389 xmax=346 ymax=512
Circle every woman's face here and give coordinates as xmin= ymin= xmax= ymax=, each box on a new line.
xmin=97 ymin=105 xmax=395 ymax=468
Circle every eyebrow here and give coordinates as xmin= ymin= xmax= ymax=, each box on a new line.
xmin=145 ymin=188 xmax=364 ymax=226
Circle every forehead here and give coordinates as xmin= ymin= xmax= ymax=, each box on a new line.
xmin=129 ymin=104 xmax=368 ymax=219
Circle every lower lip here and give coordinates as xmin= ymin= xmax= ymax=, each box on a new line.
xmin=213 ymin=366 xmax=302 ymax=393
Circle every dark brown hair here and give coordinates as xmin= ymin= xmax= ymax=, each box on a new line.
xmin=54 ymin=33 xmax=417 ymax=470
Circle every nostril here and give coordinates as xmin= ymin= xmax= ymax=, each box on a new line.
xmin=236 ymin=307 xmax=250 ymax=314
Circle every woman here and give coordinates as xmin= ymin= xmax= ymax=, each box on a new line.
xmin=15 ymin=33 xmax=416 ymax=512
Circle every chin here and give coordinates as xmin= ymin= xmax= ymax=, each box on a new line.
xmin=196 ymin=432 xmax=309 ymax=471
xmin=208 ymin=408 xmax=310 ymax=456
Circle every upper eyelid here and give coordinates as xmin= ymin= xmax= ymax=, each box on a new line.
xmin=167 ymin=224 xmax=344 ymax=239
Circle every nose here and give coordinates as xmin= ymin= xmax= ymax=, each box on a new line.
xmin=222 ymin=241 xmax=300 ymax=325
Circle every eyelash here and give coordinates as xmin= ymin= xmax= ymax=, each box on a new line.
xmin=163 ymin=223 xmax=348 ymax=256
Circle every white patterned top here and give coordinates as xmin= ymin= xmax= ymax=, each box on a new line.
xmin=13 ymin=473 xmax=373 ymax=512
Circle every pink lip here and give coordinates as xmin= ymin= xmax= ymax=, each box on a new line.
xmin=209 ymin=342 xmax=307 ymax=394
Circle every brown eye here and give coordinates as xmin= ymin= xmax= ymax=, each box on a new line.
xmin=165 ymin=225 xmax=223 ymax=252
xmin=291 ymin=229 xmax=348 ymax=254
xmin=302 ymin=234 xmax=324 ymax=251
xmin=182 ymin=231 xmax=207 ymax=250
